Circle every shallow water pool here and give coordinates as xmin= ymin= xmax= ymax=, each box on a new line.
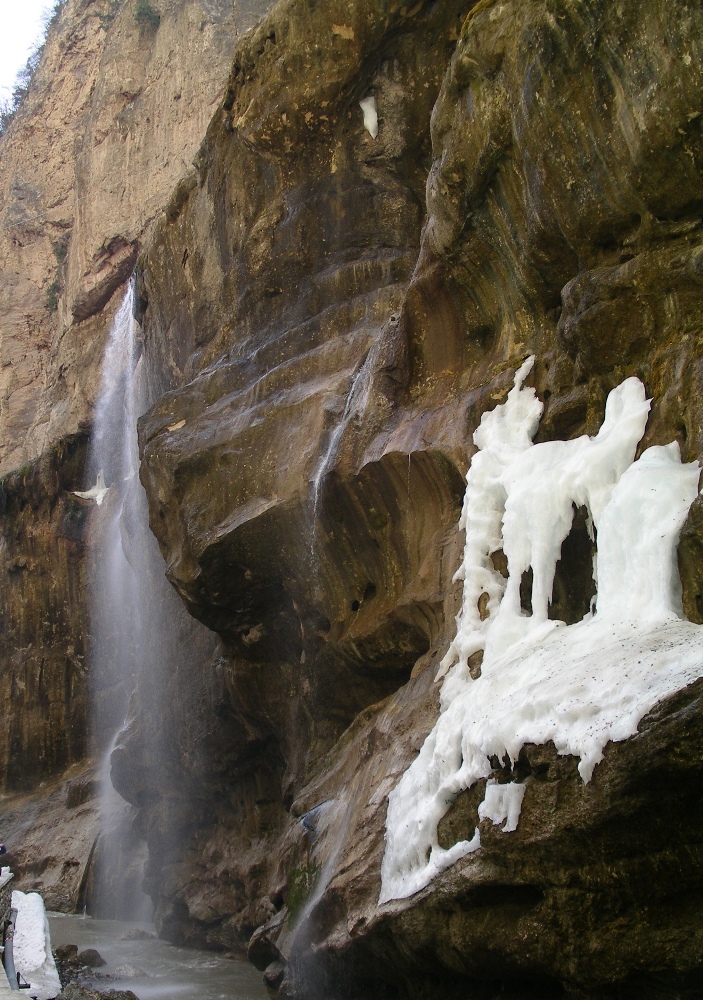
xmin=47 ymin=914 xmax=268 ymax=1000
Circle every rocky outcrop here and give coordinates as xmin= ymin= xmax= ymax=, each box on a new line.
xmin=123 ymin=0 xmax=703 ymax=995
xmin=253 ymin=676 xmax=703 ymax=1000
xmin=0 ymin=763 xmax=99 ymax=911
xmin=129 ymin=0 xmax=470 ymax=948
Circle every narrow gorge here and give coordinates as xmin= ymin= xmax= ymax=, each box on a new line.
xmin=2 ymin=1 xmax=703 ymax=998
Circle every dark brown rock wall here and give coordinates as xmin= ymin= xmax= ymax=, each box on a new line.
xmin=136 ymin=0 xmax=472 ymax=783
xmin=0 ymin=438 xmax=90 ymax=791
xmin=131 ymin=0 xmax=471 ymax=948
xmin=130 ymin=0 xmax=703 ymax=995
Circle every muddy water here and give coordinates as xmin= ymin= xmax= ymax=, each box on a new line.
xmin=48 ymin=914 xmax=268 ymax=1000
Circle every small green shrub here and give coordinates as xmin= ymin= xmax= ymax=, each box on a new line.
xmin=98 ymin=0 xmax=122 ymax=29
xmin=47 ymin=279 xmax=61 ymax=313
xmin=0 ymin=55 xmax=37 ymax=135
xmin=135 ymin=0 xmax=160 ymax=29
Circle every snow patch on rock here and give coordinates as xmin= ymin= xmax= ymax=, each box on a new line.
xmin=359 ymin=95 xmax=378 ymax=138
xmin=380 ymin=358 xmax=703 ymax=904
xmin=11 ymin=890 xmax=61 ymax=1000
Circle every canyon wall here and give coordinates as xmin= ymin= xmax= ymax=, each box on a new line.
xmin=0 ymin=0 xmax=273 ymax=796
xmin=3 ymin=0 xmax=703 ymax=997
xmin=132 ymin=0 xmax=703 ymax=996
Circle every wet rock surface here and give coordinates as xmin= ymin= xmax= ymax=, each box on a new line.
xmin=57 ymin=984 xmax=138 ymax=1000
xmin=3 ymin=0 xmax=703 ymax=997
xmin=54 ymin=942 xmax=147 ymax=1000
xmin=76 ymin=950 xmax=107 ymax=970
xmin=128 ymin=0 xmax=703 ymax=995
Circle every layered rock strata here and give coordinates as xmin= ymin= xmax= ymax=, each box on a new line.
xmin=125 ymin=0 xmax=703 ymax=995
xmin=3 ymin=0 xmax=703 ymax=996
xmin=0 ymin=0 xmax=274 ymax=797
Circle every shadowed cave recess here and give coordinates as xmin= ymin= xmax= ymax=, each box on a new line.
xmin=3 ymin=1 xmax=703 ymax=999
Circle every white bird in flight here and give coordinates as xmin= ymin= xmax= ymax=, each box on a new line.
xmin=73 ymin=470 xmax=110 ymax=506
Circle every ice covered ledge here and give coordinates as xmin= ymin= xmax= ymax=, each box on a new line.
xmin=380 ymin=357 xmax=703 ymax=904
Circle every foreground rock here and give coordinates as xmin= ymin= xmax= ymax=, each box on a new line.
xmin=76 ymin=951 xmax=106 ymax=970
xmin=266 ymin=677 xmax=703 ymax=999
xmin=0 ymin=765 xmax=99 ymax=910
xmin=58 ymin=985 xmax=138 ymax=1000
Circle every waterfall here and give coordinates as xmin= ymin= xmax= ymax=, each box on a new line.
xmin=81 ymin=282 xmax=152 ymax=920
xmin=87 ymin=285 xmax=141 ymax=745
xmin=310 ymin=355 xmax=372 ymax=519
xmin=79 ymin=281 xmax=221 ymax=923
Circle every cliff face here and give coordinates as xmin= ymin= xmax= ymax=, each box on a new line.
xmin=127 ymin=0 xmax=703 ymax=996
xmin=129 ymin=0 xmax=471 ymax=949
xmin=0 ymin=0 xmax=264 ymax=474
xmin=0 ymin=0 xmax=273 ymax=793
xmin=3 ymin=0 xmax=703 ymax=997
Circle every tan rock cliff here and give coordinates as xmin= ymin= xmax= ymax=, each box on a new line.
xmin=0 ymin=0 xmax=270 ymax=475
xmin=0 ymin=0 xmax=273 ymax=791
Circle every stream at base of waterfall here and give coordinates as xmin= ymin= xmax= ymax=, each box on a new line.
xmin=47 ymin=914 xmax=267 ymax=1000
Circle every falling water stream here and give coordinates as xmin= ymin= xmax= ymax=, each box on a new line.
xmin=310 ymin=357 xmax=371 ymax=518
xmin=83 ymin=281 xmax=153 ymax=920
xmin=74 ymin=280 xmax=271 ymax=992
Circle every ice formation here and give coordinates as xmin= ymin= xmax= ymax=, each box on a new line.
xmin=11 ymin=890 xmax=62 ymax=1000
xmin=359 ymin=95 xmax=378 ymax=138
xmin=478 ymin=780 xmax=526 ymax=832
xmin=379 ymin=357 xmax=703 ymax=904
